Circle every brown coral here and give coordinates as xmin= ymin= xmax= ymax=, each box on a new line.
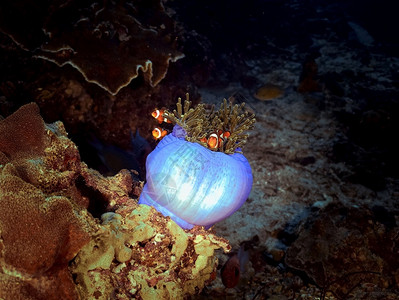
xmin=0 ymin=0 xmax=183 ymax=95
xmin=0 ymin=103 xmax=97 ymax=299
xmin=0 ymin=103 xmax=46 ymax=161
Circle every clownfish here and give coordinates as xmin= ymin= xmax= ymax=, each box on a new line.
xmin=200 ymin=130 xmax=231 ymax=150
xmin=152 ymin=127 xmax=168 ymax=140
xmin=151 ymin=108 xmax=172 ymax=141
xmin=151 ymin=109 xmax=172 ymax=124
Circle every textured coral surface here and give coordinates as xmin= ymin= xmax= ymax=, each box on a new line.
xmin=72 ymin=205 xmax=230 ymax=299
xmin=0 ymin=103 xmax=95 ymax=299
xmin=0 ymin=103 xmax=230 ymax=299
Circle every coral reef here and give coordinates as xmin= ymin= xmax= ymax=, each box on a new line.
xmin=0 ymin=0 xmax=204 ymax=160
xmin=0 ymin=0 xmax=183 ymax=95
xmin=0 ymin=102 xmax=231 ymax=299
xmin=71 ymin=205 xmax=230 ymax=299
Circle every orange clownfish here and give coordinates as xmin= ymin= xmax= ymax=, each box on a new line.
xmin=152 ymin=127 xmax=168 ymax=140
xmin=151 ymin=109 xmax=172 ymax=124
xmin=200 ymin=130 xmax=231 ymax=150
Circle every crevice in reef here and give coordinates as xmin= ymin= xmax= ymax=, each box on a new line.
xmin=75 ymin=175 xmax=110 ymax=218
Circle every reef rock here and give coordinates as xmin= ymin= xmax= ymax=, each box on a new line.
xmin=71 ymin=204 xmax=230 ymax=299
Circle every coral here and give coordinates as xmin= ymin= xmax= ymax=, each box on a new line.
xmin=71 ymin=205 xmax=230 ymax=299
xmin=1 ymin=1 xmax=202 ymax=160
xmin=0 ymin=102 xmax=47 ymax=160
xmin=0 ymin=0 xmax=183 ymax=95
xmin=0 ymin=102 xmax=232 ymax=299
xmin=0 ymin=103 xmax=96 ymax=299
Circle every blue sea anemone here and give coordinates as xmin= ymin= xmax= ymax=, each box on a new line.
xmin=139 ymin=95 xmax=255 ymax=229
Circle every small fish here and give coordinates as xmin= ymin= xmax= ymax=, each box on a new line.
xmin=222 ymin=130 xmax=231 ymax=138
xmin=151 ymin=108 xmax=172 ymax=124
xmin=221 ymin=244 xmax=250 ymax=288
xmin=221 ymin=254 xmax=240 ymax=288
xmin=200 ymin=130 xmax=231 ymax=150
xmin=152 ymin=126 xmax=168 ymax=140
xmin=254 ymin=83 xmax=284 ymax=101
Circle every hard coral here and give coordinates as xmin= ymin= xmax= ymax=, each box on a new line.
xmin=0 ymin=0 xmax=183 ymax=95
xmin=0 ymin=103 xmax=46 ymax=161
xmin=42 ymin=0 xmax=183 ymax=95
xmin=0 ymin=103 xmax=96 ymax=299
xmin=71 ymin=205 xmax=230 ymax=299
xmin=0 ymin=103 xmax=232 ymax=299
